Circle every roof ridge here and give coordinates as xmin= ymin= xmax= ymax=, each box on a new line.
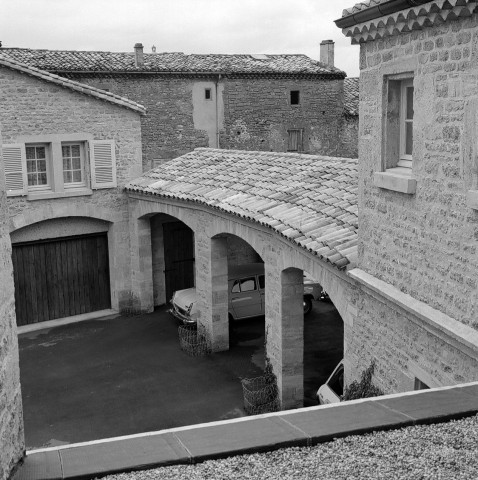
xmin=0 ymin=54 xmax=146 ymax=114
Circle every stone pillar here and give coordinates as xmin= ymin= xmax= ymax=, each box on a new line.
xmin=195 ymin=234 xmax=229 ymax=352
xmin=127 ymin=215 xmax=154 ymax=314
xmin=265 ymin=265 xmax=304 ymax=409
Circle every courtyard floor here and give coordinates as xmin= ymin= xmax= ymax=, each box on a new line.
xmin=18 ymin=300 xmax=343 ymax=449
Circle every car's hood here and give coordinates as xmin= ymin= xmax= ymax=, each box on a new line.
xmin=173 ymin=288 xmax=198 ymax=309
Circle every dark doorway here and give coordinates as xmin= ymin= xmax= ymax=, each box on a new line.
xmin=163 ymin=221 xmax=195 ymax=300
xmin=12 ymin=233 xmax=111 ymax=326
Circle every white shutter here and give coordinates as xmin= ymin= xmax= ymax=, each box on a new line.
xmin=2 ymin=144 xmax=27 ymax=196
xmin=90 ymin=140 xmax=117 ymax=189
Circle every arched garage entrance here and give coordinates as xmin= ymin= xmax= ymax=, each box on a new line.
xmin=11 ymin=217 xmax=112 ymax=326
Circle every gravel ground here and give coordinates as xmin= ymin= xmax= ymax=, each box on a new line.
xmin=99 ymin=414 xmax=478 ymax=480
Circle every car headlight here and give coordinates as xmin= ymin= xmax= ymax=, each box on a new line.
xmin=187 ymin=303 xmax=194 ymax=314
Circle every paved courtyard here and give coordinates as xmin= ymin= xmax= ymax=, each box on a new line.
xmin=18 ymin=301 xmax=343 ymax=449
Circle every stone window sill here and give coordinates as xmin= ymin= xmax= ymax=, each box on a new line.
xmin=373 ymin=167 xmax=417 ymax=194
xmin=27 ymin=188 xmax=93 ymax=201
xmin=467 ymin=190 xmax=478 ymax=210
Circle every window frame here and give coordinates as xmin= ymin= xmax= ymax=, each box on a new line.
xmin=287 ymin=128 xmax=304 ymax=152
xmin=25 ymin=143 xmax=51 ymax=192
xmin=398 ymin=78 xmax=414 ymax=168
xmin=62 ymin=141 xmax=86 ymax=189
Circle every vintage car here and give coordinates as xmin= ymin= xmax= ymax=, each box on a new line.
xmin=169 ymin=262 xmax=324 ymax=324
xmin=316 ymin=360 xmax=344 ymax=405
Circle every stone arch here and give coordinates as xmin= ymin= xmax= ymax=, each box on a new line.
xmin=9 ymin=203 xmax=121 ymax=233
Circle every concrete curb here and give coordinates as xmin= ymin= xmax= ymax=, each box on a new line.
xmin=13 ymin=382 xmax=478 ymax=480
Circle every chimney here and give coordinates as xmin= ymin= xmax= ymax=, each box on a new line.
xmin=152 ymin=45 xmax=156 ymax=53
xmin=134 ymin=43 xmax=144 ymax=67
xmin=320 ymin=40 xmax=334 ymax=67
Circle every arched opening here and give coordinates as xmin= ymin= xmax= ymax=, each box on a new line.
xmin=150 ymin=213 xmax=195 ymax=307
xmin=11 ymin=216 xmax=112 ymax=326
xmin=303 ymin=270 xmax=344 ymax=407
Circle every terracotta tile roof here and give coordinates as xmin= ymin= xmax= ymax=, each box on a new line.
xmin=126 ymin=148 xmax=358 ymax=270
xmin=0 ymin=55 xmax=146 ymax=114
xmin=0 ymin=48 xmax=346 ymax=78
xmin=344 ymin=77 xmax=359 ymax=116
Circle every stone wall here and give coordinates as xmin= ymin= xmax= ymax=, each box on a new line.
xmin=62 ymin=73 xmax=355 ymax=169
xmin=339 ymin=114 xmax=359 ymax=158
xmin=358 ymin=16 xmax=478 ymax=330
xmin=220 ymin=77 xmax=346 ymax=157
xmin=0 ymin=131 xmax=25 ymax=480
xmin=0 ymin=65 xmax=143 ymax=313
xmin=64 ymin=74 xmax=210 ymax=171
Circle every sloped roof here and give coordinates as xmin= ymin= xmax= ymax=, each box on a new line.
xmin=0 ymin=48 xmax=346 ymax=78
xmin=344 ymin=77 xmax=359 ymax=116
xmin=0 ymin=55 xmax=146 ymax=114
xmin=126 ymin=148 xmax=358 ymax=270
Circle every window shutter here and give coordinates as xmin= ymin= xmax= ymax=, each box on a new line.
xmin=90 ymin=140 xmax=117 ymax=189
xmin=2 ymin=144 xmax=27 ymax=196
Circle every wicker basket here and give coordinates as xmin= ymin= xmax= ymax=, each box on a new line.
xmin=178 ymin=324 xmax=211 ymax=357
xmin=241 ymin=375 xmax=279 ymax=415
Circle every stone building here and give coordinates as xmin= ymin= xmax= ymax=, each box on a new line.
xmin=0 ymin=55 xmax=144 ymax=327
xmin=0 ymin=130 xmax=24 ymax=480
xmin=336 ymin=0 xmax=478 ymax=390
xmin=1 ymin=42 xmax=358 ymax=171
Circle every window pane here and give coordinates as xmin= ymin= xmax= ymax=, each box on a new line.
xmin=38 ymin=173 xmax=48 ymax=185
xmin=72 ymin=157 xmax=81 ymax=170
xmin=27 ymin=174 xmax=36 ymax=186
xmin=406 ymin=86 xmax=414 ymax=120
xmin=231 ymin=281 xmax=240 ymax=293
xmin=405 ymin=121 xmax=413 ymax=155
xmin=64 ymin=171 xmax=72 ymax=183
xmin=36 ymin=147 xmax=46 ymax=159
xmin=73 ymin=170 xmax=82 ymax=182
xmin=27 ymin=160 xmax=35 ymax=173
xmin=240 ymin=278 xmax=256 ymax=292
xmin=63 ymin=158 xmax=71 ymax=170
xmin=62 ymin=145 xmax=70 ymax=157
xmin=38 ymin=160 xmax=47 ymax=172
xmin=71 ymin=145 xmax=80 ymax=157
xmin=26 ymin=147 xmax=35 ymax=160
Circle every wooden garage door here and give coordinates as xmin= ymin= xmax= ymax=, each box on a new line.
xmin=163 ymin=221 xmax=195 ymax=301
xmin=12 ymin=233 xmax=111 ymax=326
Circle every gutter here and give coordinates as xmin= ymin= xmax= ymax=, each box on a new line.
xmin=335 ymin=0 xmax=432 ymax=28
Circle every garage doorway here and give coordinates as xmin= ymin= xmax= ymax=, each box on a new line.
xmin=12 ymin=233 xmax=111 ymax=326
xmin=163 ymin=221 xmax=195 ymax=301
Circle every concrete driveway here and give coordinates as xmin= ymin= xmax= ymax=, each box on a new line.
xmin=18 ymin=301 xmax=343 ymax=449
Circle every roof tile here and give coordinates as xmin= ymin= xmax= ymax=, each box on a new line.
xmin=1 ymin=48 xmax=345 ymax=78
xmin=126 ymin=148 xmax=358 ymax=270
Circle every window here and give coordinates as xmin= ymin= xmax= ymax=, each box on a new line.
xmin=205 ymin=88 xmax=212 ymax=100
xmin=231 ymin=277 xmax=257 ymax=293
xmin=399 ymin=79 xmax=414 ymax=168
xmin=373 ymin=74 xmax=417 ymax=194
xmin=3 ymin=134 xmax=116 ymax=199
xmin=290 ymin=90 xmax=300 ymax=105
xmin=62 ymin=143 xmax=85 ymax=187
xmin=288 ymin=129 xmax=304 ymax=152
xmin=26 ymin=145 xmax=49 ymax=189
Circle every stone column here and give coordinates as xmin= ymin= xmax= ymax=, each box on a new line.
xmin=265 ymin=264 xmax=304 ymax=409
xmin=127 ymin=213 xmax=154 ymax=314
xmin=195 ymin=234 xmax=229 ymax=352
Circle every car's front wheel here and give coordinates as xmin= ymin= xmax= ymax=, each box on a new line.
xmin=303 ymin=297 xmax=313 ymax=315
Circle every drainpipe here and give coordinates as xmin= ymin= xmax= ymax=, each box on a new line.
xmin=215 ymin=74 xmax=221 ymax=149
